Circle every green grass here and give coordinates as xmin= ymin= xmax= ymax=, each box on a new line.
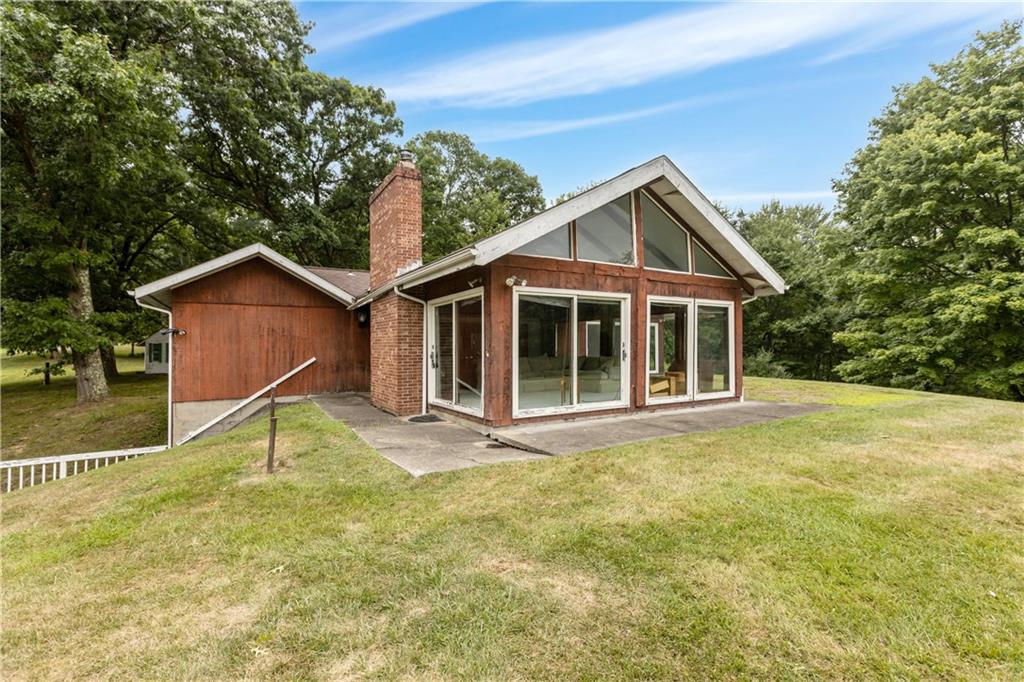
xmin=1 ymin=348 xmax=167 ymax=460
xmin=2 ymin=379 xmax=1022 ymax=680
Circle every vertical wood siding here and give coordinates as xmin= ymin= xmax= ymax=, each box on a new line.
xmin=171 ymin=258 xmax=370 ymax=402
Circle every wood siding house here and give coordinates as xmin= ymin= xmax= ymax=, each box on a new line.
xmin=132 ymin=154 xmax=785 ymax=441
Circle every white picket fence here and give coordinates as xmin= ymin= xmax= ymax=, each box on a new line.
xmin=0 ymin=445 xmax=167 ymax=493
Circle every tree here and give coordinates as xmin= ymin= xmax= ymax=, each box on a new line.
xmin=1 ymin=2 xmax=185 ymax=401
xmin=833 ymin=21 xmax=1024 ymax=400
xmin=405 ymin=131 xmax=545 ymax=262
xmin=177 ymin=5 xmax=402 ymax=268
xmin=735 ymin=202 xmax=849 ymax=380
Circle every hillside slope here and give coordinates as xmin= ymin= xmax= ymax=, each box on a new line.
xmin=2 ymin=379 xmax=1022 ymax=680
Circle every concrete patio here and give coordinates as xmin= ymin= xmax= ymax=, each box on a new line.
xmin=313 ymin=393 xmax=829 ymax=476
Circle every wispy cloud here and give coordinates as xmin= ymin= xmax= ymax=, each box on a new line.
xmin=714 ymin=190 xmax=837 ymax=204
xmin=308 ymin=2 xmax=481 ymax=53
xmin=473 ymin=90 xmax=752 ymax=142
xmin=383 ymin=2 xmax=1010 ymax=107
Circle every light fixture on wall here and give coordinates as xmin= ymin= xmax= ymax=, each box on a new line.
xmin=356 ymin=309 xmax=369 ymax=324
xmin=160 ymin=327 xmax=187 ymax=336
xmin=505 ymin=276 xmax=527 ymax=287
xmin=467 ymin=277 xmax=483 ymax=288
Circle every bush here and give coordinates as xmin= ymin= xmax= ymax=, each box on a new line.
xmin=744 ymin=349 xmax=790 ymax=378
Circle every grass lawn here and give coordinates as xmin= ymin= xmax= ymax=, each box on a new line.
xmin=2 ymin=378 xmax=1022 ymax=679
xmin=1 ymin=348 xmax=167 ymax=460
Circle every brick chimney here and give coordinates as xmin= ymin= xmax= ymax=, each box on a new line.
xmin=369 ymin=150 xmax=422 ymax=289
xmin=368 ymin=151 xmax=424 ymax=416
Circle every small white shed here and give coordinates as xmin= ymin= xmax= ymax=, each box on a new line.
xmin=142 ymin=331 xmax=169 ymax=375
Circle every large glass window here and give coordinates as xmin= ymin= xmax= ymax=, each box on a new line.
xmin=517 ymin=295 xmax=573 ymax=410
xmin=576 ymin=195 xmax=634 ymax=264
xmin=430 ymin=294 xmax=484 ymax=412
xmin=694 ymin=242 xmax=732 ymax=278
xmin=697 ymin=305 xmax=731 ymax=394
xmin=576 ymin=299 xmax=622 ymax=405
xmin=456 ymin=297 xmax=483 ymax=410
xmin=516 ymin=292 xmax=627 ymax=414
xmin=512 ymin=223 xmax=571 ymax=259
xmin=433 ymin=304 xmax=454 ymax=402
xmin=648 ymin=302 xmax=689 ymax=400
xmin=641 ymin=193 xmax=689 ymax=272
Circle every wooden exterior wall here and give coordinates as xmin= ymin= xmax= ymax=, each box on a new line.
xmin=418 ymin=187 xmax=745 ymax=426
xmin=171 ymin=258 xmax=370 ymax=402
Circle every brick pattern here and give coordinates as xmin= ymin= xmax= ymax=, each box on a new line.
xmin=369 ymin=160 xmax=422 ymax=290
xmin=370 ymin=292 xmax=424 ymax=416
xmin=368 ymin=157 xmax=425 ymax=416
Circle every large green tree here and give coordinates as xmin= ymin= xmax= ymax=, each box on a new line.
xmin=1 ymin=2 xmax=187 ymax=401
xmin=406 ymin=131 xmax=545 ymax=262
xmin=736 ymin=202 xmax=848 ymax=380
xmin=2 ymin=1 xmax=404 ymax=402
xmin=833 ymin=21 xmax=1024 ymax=400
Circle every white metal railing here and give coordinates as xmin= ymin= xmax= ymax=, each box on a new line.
xmin=175 ymin=357 xmax=317 ymax=446
xmin=0 ymin=445 xmax=167 ymax=493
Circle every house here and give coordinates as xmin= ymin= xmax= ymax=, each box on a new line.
xmin=141 ymin=330 xmax=169 ymax=375
xmin=131 ymin=154 xmax=785 ymax=442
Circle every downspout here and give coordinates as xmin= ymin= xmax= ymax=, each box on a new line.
xmin=393 ymin=286 xmax=428 ymax=415
xmin=135 ymin=299 xmax=173 ymax=446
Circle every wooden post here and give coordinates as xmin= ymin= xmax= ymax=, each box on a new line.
xmin=266 ymin=387 xmax=277 ymax=474
xmin=44 ymin=362 xmax=50 ymax=385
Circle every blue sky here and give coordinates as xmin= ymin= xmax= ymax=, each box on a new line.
xmin=297 ymin=1 xmax=1020 ymax=211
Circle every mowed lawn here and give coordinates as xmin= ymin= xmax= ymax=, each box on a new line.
xmin=1 ymin=349 xmax=167 ymax=460
xmin=2 ymin=379 xmax=1022 ymax=680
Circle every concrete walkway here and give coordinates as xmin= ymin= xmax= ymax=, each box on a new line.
xmin=490 ymin=400 xmax=830 ymax=455
xmin=312 ymin=394 xmax=545 ymax=476
xmin=313 ymin=394 xmax=829 ymax=476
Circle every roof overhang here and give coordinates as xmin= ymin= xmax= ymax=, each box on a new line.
xmin=130 ymin=243 xmax=357 ymax=312
xmin=356 ymin=155 xmax=786 ymax=304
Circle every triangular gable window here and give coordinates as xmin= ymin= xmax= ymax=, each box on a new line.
xmin=576 ymin=195 xmax=633 ymax=265
xmin=694 ymin=241 xmax=732 ymax=278
xmin=512 ymin=223 xmax=571 ymax=259
xmin=641 ymin=193 xmax=689 ymax=272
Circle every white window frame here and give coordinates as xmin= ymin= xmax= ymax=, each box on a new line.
xmin=644 ymin=296 xmax=735 ymax=404
xmin=512 ymin=286 xmax=630 ymax=419
xmin=647 ymin=322 xmax=660 ymax=374
xmin=645 ymin=296 xmax=694 ymax=405
xmin=575 ymin=193 xmax=638 ymax=268
xmin=692 ymin=240 xmax=736 ymax=280
xmin=426 ymin=289 xmax=485 ymax=417
xmin=639 ymin=189 xmax=693 ymax=275
xmin=693 ymin=298 xmax=736 ymax=400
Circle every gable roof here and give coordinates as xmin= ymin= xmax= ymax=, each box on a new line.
xmin=353 ymin=155 xmax=786 ymax=307
xmin=130 ymin=243 xmax=360 ymax=312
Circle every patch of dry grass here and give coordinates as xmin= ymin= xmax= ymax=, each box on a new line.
xmin=2 ymin=379 xmax=1023 ymax=680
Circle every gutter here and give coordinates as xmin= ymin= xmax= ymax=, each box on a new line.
xmin=350 ymin=248 xmax=476 ymax=309
xmin=133 ymin=297 xmax=173 ymax=446
xmin=393 ymin=286 xmax=428 ymax=416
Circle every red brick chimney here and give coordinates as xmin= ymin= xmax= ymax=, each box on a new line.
xmin=369 ymin=150 xmax=422 ymax=289
xmin=368 ymin=151 xmax=424 ymax=416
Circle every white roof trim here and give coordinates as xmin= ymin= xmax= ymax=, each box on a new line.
xmin=130 ymin=243 xmax=356 ymax=311
xmin=470 ymin=155 xmax=785 ymax=296
xmin=354 ymin=155 xmax=787 ymax=304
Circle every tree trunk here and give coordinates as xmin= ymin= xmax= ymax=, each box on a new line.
xmin=68 ymin=262 xmax=110 ymax=403
xmin=100 ymin=344 xmax=119 ymax=379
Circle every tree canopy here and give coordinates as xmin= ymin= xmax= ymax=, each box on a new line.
xmin=405 ymin=131 xmax=545 ymax=262
xmin=833 ymin=21 xmax=1024 ymax=400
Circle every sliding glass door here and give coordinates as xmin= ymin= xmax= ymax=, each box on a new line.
xmin=428 ymin=291 xmax=484 ymax=415
xmin=514 ymin=288 xmax=628 ymax=417
xmin=647 ymin=297 xmax=734 ymax=403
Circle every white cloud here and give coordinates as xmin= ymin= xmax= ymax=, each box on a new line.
xmin=713 ymin=190 xmax=837 ymax=204
xmin=473 ymin=90 xmax=752 ymax=142
xmin=383 ymin=2 xmax=1011 ymax=107
xmin=308 ymin=2 xmax=481 ymax=52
